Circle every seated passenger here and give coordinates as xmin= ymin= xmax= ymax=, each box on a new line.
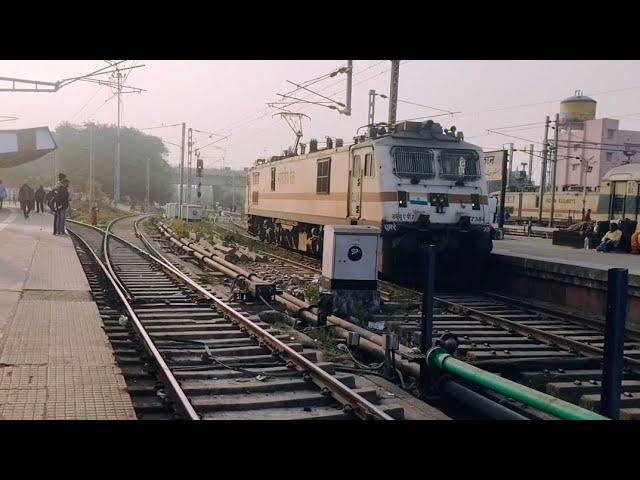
xmin=631 ymin=226 xmax=640 ymax=254
xmin=596 ymin=223 xmax=622 ymax=253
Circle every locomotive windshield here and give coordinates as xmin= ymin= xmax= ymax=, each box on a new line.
xmin=439 ymin=150 xmax=481 ymax=180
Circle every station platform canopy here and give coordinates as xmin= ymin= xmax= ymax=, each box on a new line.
xmin=0 ymin=126 xmax=57 ymax=168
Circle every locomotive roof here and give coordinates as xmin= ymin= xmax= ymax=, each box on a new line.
xmin=250 ymin=130 xmax=482 ymax=170
xmin=602 ymin=162 xmax=640 ymax=182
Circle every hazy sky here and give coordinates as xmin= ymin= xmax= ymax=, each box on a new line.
xmin=1 ymin=60 xmax=640 ymax=181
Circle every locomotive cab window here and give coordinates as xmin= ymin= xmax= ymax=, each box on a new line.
xmin=317 ymin=158 xmax=331 ymax=194
xmin=439 ymin=150 xmax=481 ymax=180
xmin=352 ymin=155 xmax=362 ymax=177
xmin=364 ymin=153 xmax=374 ymax=177
xmin=270 ymin=167 xmax=276 ymax=191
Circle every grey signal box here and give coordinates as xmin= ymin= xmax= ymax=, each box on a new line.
xmin=321 ymin=225 xmax=380 ymax=290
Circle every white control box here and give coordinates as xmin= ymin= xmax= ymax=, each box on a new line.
xmin=165 ymin=203 xmax=178 ymax=218
xmin=181 ymin=204 xmax=203 ymax=222
xmin=322 ymin=225 xmax=379 ymax=288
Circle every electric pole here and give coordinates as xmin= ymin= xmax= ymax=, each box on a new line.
xmin=368 ymin=90 xmax=376 ymax=133
xmin=550 ymin=113 xmax=560 ymax=227
xmin=343 ymin=60 xmax=353 ymax=116
xmin=387 ymin=60 xmax=400 ymax=127
xmin=528 ymin=144 xmax=534 ymax=181
xmin=52 ymin=150 xmax=57 ymax=187
xmin=507 ymin=143 xmax=514 ymax=188
xmin=146 ymin=157 xmax=150 ymax=208
xmin=537 ymin=115 xmax=551 ymax=224
xmin=114 ymin=69 xmax=122 ymax=205
xmin=179 ymin=122 xmax=186 ymax=218
xmin=89 ymin=125 xmax=94 ymax=208
xmin=187 ymin=128 xmax=193 ymax=204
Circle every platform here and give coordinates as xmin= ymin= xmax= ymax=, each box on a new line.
xmin=494 ymin=235 xmax=640 ymax=276
xmin=489 ymin=235 xmax=640 ymax=329
xmin=0 ymin=207 xmax=136 ymax=420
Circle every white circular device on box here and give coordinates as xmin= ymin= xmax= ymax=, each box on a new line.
xmin=347 ymin=245 xmax=363 ymax=262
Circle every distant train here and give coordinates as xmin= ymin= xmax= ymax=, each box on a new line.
xmin=244 ymin=120 xmax=494 ymax=286
xmin=500 ymin=163 xmax=640 ymax=225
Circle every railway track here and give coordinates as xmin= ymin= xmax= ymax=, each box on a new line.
xmin=162 ymin=216 xmax=640 ymax=419
xmin=67 ymin=217 xmax=399 ymax=420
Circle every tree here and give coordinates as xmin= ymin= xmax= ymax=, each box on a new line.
xmin=0 ymin=122 xmax=174 ymax=203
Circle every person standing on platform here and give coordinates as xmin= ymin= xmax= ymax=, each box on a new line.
xmin=34 ymin=185 xmax=46 ymax=213
xmin=18 ymin=181 xmax=34 ymax=219
xmin=584 ymin=209 xmax=592 ymax=222
xmin=0 ymin=180 xmax=6 ymax=210
xmin=55 ymin=177 xmax=70 ymax=235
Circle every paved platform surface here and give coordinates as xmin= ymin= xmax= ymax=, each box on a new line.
xmin=494 ymin=235 xmax=640 ymax=277
xmin=0 ymin=207 xmax=136 ymax=420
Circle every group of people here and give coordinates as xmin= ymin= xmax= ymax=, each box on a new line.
xmin=0 ymin=174 xmax=70 ymax=235
xmin=16 ymin=183 xmax=46 ymax=219
xmin=562 ymin=209 xmax=640 ymax=254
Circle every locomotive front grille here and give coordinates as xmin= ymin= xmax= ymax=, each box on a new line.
xmin=392 ymin=147 xmax=435 ymax=179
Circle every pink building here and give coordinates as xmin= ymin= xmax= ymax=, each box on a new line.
xmin=554 ymin=93 xmax=640 ymax=190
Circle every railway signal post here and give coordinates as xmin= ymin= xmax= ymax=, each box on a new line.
xmin=600 ymin=268 xmax=628 ymax=419
xmin=420 ymin=245 xmax=436 ymax=393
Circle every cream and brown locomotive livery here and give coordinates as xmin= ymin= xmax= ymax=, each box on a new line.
xmin=245 ymin=120 xmax=494 ymax=284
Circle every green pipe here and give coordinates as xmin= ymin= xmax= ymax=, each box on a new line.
xmin=427 ymin=347 xmax=608 ymax=420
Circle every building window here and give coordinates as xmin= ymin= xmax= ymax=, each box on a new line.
xmin=270 ymin=167 xmax=276 ymax=191
xmin=606 ymin=152 xmax=613 ymax=162
xmin=316 ymin=158 xmax=331 ymax=194
xmin=252 ymin=172 xmax=259 ymax=185
xmin=364 ymin=153 xmax=375 ymax=177
xmin=251 ymin=191 xmax=259 ymax=204
xmin=607 ymin=129 xmax=615 ymax=139
xmin=571 ymin=163 xmax=579 ymax=171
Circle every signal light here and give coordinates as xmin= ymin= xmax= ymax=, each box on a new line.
xmin=196 ymin=157 xmax=203 ymax=177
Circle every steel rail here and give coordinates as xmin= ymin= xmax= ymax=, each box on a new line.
xmin=435 ymin=297 xmax=640 ymax=373
xmin=67 ymin=221 xmax=200 ymax=420
xmin=166 ymin=219 xmax=640 ymax=373
xmin=133 ymin=218 xmax=393 ymax=420
xmin=481 ymin=291 xmax=640 ymax=341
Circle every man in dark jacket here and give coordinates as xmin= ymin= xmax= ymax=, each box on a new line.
xmin=18 ymin=181 xmax=34 ymax=219
xmin=54 ymin=178 xmax=70 ymax=235
xmin=34 ymin=185 xmax=46 ymax=213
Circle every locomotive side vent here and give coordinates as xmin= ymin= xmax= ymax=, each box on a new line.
xmin=391 ymin=147 xmax=435 ymax=179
